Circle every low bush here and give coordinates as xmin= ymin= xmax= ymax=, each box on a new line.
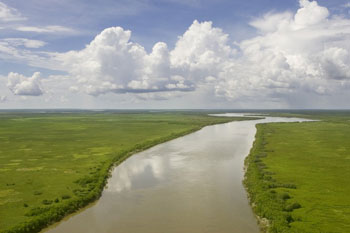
xmin=61 ymin=194 xmax=71 ymax=200
xmin=42 ymin=200 xmax=53 ymax=205
xmin=285 ymin=202 xmax=302 ymax=212
xmin=279 ymin=193 xmax=291 ymax=200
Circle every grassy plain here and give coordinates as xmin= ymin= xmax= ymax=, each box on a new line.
xmin=0 ymin=111 xmax=241 ymax=233
xmin=244 ymin=112 xmax=350 ymax=232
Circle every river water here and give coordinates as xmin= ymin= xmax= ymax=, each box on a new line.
xmin=44 ymin=114 xmax=310 ymax=233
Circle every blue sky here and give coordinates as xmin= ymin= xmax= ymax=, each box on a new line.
xmin=1 ymin=0 xmax=350 ymax=108
xmin=4 ymin=1 xmax=347 ymax=44
xmin=3 ymin=0 xmax=295 ymax=53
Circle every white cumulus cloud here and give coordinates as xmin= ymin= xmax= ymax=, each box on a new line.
xmin=57 ymin=20 xmax=233 ymax=96
xmin=4 ymin=0 xmax=350 ymax=108
xmin=213 ymin=0 xmax=350 ymax=103
xmin=7 ymin=72 xmax=44 ymax=96
xmin=58 ymin=26 xmax=197 ymax=96
xmin=0 ymin=2 xmax=26 ymax=22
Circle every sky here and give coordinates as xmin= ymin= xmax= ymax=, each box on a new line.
xmin=0 ymin=0 xmax=350 ymax=109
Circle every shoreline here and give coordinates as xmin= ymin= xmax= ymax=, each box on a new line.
xmin=5 ymin=116 xmax=248 ymax=233
xmin=243 ymin=120 xmax=316 ymax=233
xmin=243 ymin=124 xmax=270 ymax=232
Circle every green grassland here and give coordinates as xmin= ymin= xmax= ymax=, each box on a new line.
xmin=0 ymin=112 xmax=242 ymax=233
xmin=244 ymin=112 xmax=350 ymax=233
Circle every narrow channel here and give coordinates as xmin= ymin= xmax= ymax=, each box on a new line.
xmin=43 ymin=114 xmax=311 ymax=233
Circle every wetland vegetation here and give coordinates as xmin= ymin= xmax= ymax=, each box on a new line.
xmin=1 ymin=110 xmax=350 ymax=233
xmin=244 ymin=111 xmax=350 ymax=232
xmin=0 ymin=111 xmax=241 ymax=233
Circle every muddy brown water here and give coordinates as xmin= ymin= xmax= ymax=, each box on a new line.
xmin=43 ymin=114 xmax=312 ymax=233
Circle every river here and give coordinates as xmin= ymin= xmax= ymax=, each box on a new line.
xmin=44 ymin=114 xmax=311 ymax=233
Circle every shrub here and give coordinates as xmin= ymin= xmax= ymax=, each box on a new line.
xmin=25 ymin=207 xmax=50 ymax=216
xmin=282 ymin=183 xmax=297 ymax=189
xmin=61 ymin=194 xmax=71 ymax=200
xmin=280 ymin=193 xmax=291 ymax=200
xmin=42 ymin=200 xmax=53 ymax=205
xmin=285 ymin=202 xmax=302 ymax=212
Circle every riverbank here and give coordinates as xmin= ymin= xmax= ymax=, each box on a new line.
xmin=0 ymin=112 xmax=249 ymax=233
xmin=244 ymin=112 xmax=350 ymax=232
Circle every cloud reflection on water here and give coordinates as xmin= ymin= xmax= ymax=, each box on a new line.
xmin=105 ymin=152 xmax=168 ymax=193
